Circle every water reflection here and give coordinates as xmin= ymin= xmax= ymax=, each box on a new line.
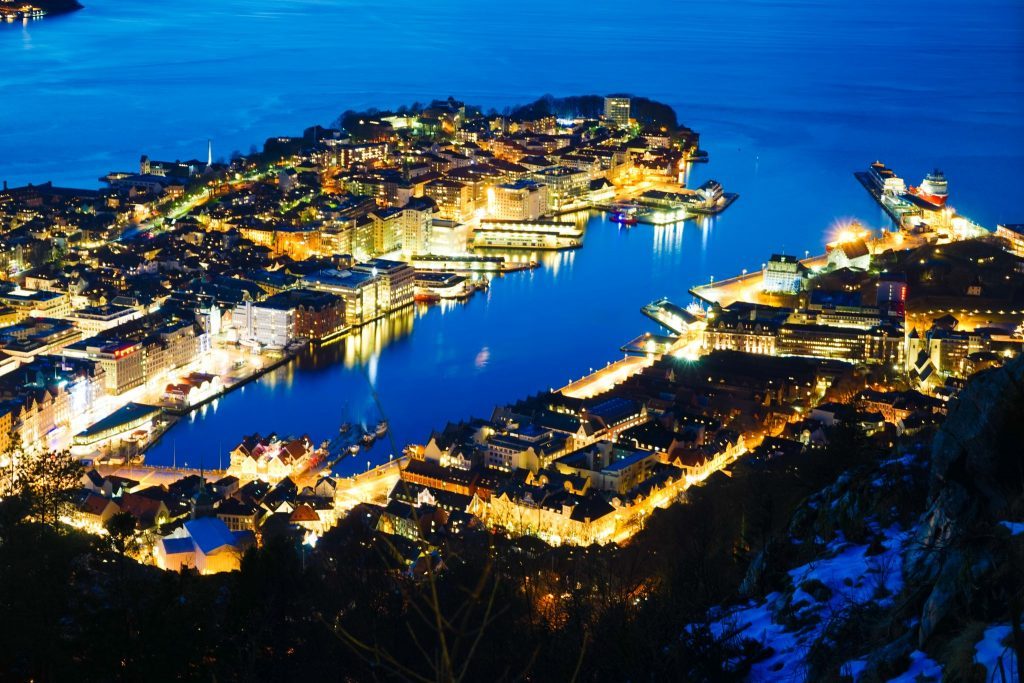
xmin=296 ymin=305 xmax=416 ymax=371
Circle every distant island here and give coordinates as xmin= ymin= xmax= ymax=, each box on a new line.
xmin=1 ymin=0 xmax=82 ymax=20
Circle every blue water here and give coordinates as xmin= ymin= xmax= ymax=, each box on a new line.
xmin=2 ymin=0 xmax=1022 ymax=471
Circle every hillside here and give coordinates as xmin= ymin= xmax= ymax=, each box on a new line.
xmin=707 ymin=355 xmax=1024 ymax=681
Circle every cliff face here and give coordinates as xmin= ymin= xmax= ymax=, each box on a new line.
xmin=713 ymin=355 xmax=1024 ymax=680
xmin=906 ymin=355 xmax=1024 ymax=646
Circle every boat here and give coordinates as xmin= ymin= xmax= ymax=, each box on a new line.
xmin=348 ymin=443 xmax=360 ymax=455
xmin=361 ymin=431 xmax=376 ymax=446
xmin=907 ymin=169 xmax=948 ymax=208
xmin=339 ymin=422 xmax=351 ymax=434
xmin=610 ymin=211 xmax=638 ymax=226
xmin=414 ymin=291 xmax=441 ymax=303
xmin=374 ymin=420 xmax=388 ymax=438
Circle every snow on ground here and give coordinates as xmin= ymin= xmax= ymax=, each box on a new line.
xmin=887 ymin=650 xmax=943 ymax=682
xmin=706 ymin=525 xmax=911 ymax=681
xmin=999 ymin=521 xmax=1024 ymax=536
xmin=975 ymin=624 xmax=1017 ymax=682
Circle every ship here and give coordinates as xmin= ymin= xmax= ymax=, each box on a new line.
xmin=348 ymin=443 xmax=360 ymax=455
xmin=414 ymin=291 xmax=441 ymax=303
xmin=361 ymin=430 xmax=376 ymax=446
xmin=610 ymin=208 xmax=638 ymax=226
xmin=374 ymin=420 xmax=388 ymax=438
xmin=907 ymin=169 xmax=948 ymax=208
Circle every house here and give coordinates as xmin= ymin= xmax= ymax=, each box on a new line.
xmin=76 ymin=492 xmax=120 ymax=532
xmin=118 ymin=492 xmax=171 ymax=529
xmin=154 ymin=517 xmax=255 ymax=574
xmin=827 ymin=238 xmax=871 ymax=270
xmin=227 ymin=433 xmax=315 ymax=482
xmin=216 ymin=497 xmax=260 ymax=532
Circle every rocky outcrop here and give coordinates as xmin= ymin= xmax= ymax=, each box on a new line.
xmin=905 ymin=355 xmax=1024 ymax=646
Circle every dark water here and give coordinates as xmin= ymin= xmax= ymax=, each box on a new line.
xmin=2 ymin=0 xmax=1022 ymax=472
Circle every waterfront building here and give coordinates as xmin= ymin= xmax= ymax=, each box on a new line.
xmin=763 ymin=254 xmax=807 ymax=294
xmin=302 ymin=268 xmax=379 ymax=326
xmin=233 ymin=299 xmax=292 ymax=348
xmin=491 ymin=180 xmax=550 ymax=220
xmin=603 ymin=96 xmax=631 ymax=127
xmin=472 ymin=219 xmax=583 ymax=250
xmin=228 ymin=433 xmax=316 ymax=483
xmin=875 ymin=272 xmax=908 ymax=316
xmin=163 ymin=372 xmax=222 ymax=407
xmin=234 ymin=287 xmax=345 ymax=347
xmin=996 ymin=224 xmax=1024 ymax=257
xmin=352 ymin=258 xmax=415 ymax=312
xmin=414 ymin=271 xmax=468 ymax=299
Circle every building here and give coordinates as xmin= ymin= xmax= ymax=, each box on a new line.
xmin=996 ymin=224 xmax=1024 ymax=257
xmin=228 ymin=433 xmax=315 ymax=482
xmin=0 ymin=288 xmax=71 ymax=321
xmin=424 ymin=179 xmax=474 ymax=222
xmin=302 ymin=268 xmax=379 ymax=326
xmin=62 ymin=318 xmax=205 ymax=395
xmin=483 ymin=424 xmax=568 ymax=473
xmin=491 ymin=180 xmax=550 ymax=220
xmin=238 ymin=223 xmax=322 ymax=260
xmin=827 ymin=238 xmax=871 ymax=270
xmin=352 ymin=259 xmax=415 ymax=312
xmin=66 ymin=304 xmax=144 ymax=335
xmin=155 ymin=517 xmax=254 ymax=574
xmin=473 ymin=220 xmax=583 ymax=250
xmin=531 ymin=166 xmax=589 ymax=210
xmin=233 ymin=288 xmax=344 ymax=346
xmin=763 ymin=254 xmax=807 ymax=294
xmin=604 ymin=96 xmax=631 ymax=127
xmin=553 ymin=442 xmax=660 ymax=495
xmin=876 ymin=272 xmax=908 ymax=316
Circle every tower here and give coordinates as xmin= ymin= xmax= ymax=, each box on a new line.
xmin=207 ymin=139 xmax=213 ymax=167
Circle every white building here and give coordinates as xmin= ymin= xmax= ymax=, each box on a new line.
xmin=762 ymin=254 xmax=807 ymax=294
xmin=491 ymin=180 xmax=550 ymax=220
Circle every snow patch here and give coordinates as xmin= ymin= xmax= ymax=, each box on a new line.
xmin=999 ymin=521 xmax=1024 ymax=536
xmin=887 ymin=650 xmax=942 ymax=682
xmin=975 ymin=624 xmax=1017 ymax=682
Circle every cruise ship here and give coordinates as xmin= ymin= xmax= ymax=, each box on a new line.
xmin=907 ymin=170 xmax=948 ymax=208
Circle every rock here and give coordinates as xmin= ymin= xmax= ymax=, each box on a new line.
xmin=903 ymin=355 xmax=1024 ymax=647
xmin=800 ymin=578 xmax=832 ymax=603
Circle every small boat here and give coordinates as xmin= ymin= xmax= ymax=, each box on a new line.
xmin=610 ymin=211 xmax=638 ymax=226
xmin=339 ymin=422 xmax=351 ymax=434
xmin=415 ymin=291 xmax=441 ymax=303
xmin=361 ymin=431 xmax=376 ymax=446
xmin=374 ymin=420 xmax=388 ymax=438
xmin=348 ymin=443 xmax=360 ymax=455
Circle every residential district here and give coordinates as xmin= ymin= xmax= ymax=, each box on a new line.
xmin=1 ymin=96 xmax=1021 ymax=577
